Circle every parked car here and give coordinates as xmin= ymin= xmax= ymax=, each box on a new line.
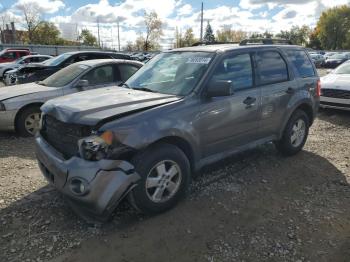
xmin=0 ymin=48 xmax=31 ymax=63
xmin=324 ymin=52 xmax=337 ymax=59
xmin=320 ymin=61 xmax=350 ymax=111
xmin=309 ymin=53 xmax=325 ymax=68
xmin=35 ymin=43 xmax=320 ymax=223
xmin=5 ymin=51 xmax=133 ymax=86
xmin=0 ymin=59 xmax=143 ymax=136
xmin=0 ymin=55 xmax=52 ymax=79
xmin=324 ymin=53 xmax=350 ymax=68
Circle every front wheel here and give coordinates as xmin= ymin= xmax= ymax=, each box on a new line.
xmin=275 ymin=110 xmax=309 ymax=156
xmin=16 ymin=106 xmax=42 ymax=137
xmin=128 ymin=143 xmax=191 ymax=214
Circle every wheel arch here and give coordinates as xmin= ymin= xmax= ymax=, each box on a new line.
xmin=279 ymin=102 xmax=314 ymax=139
xmin=14 ymin=102 xmax=43 ymax=131
xmin=147 ymin=136 xmax=196 ymax=174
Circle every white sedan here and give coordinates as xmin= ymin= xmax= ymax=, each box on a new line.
xmin=320 ymin=61 xmax=350 ymax=111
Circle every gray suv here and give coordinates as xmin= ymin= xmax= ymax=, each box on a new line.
xmin=35 ymin=43 xmax=320 ymax=222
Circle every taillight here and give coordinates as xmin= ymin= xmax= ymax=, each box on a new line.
xmin=316 ymin=80 xmax=321 ymax=97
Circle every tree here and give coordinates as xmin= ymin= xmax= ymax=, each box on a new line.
xmin=183 ymin=28 xmax=197 ymax=47
xmin=307 ymin=28 xmax=322 ymax=49
xmin=79 ymin=29 xmax=97 ymax=46
xmin=276 ymin=25 xmax=311 ymax=46
xmin=203 ymin=21 xmax=215 ymax=43
xmin=316 ymin=5 xmax=350 ymax=50
xmin=16 ymin=3 xmax=42 ymax=43
xmin=174 ymin=27 xmax=184 ymax=48
xmin=216 ymin=29 xmax=248 ymax=42
xmin=31 ymin=22 xmax=61 ymax=45
xmin=144 ymin=11 xmax=163 ymax=51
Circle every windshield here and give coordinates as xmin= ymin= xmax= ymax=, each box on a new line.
xmin=42 ymin=53 xmax=72 ymax=66
xmin=126 ymin=51 xmax=214 ymax=96
xmin=333 ymin=62 xmax=350 ymax=74
xmin=40 ymin=63 xmax=90 ymax=87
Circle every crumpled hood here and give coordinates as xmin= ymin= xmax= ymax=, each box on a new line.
xmin=321 ymin=74 xmax=350 ymax=91
xmin=0 ymin=83 xmax=58 ymax=101
xmin=42 ymin=87 xmax=181 ymax=126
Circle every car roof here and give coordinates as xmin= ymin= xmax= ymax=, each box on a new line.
xmin=22 ymin=55 xmax=52 ymax=59
xmin=63 ymin=51 xmax=125 ymax=55
xmin=75 ymin=59 xmax=143 ymax=67
xmin=169 ymin=44 xmax=305 ymax=53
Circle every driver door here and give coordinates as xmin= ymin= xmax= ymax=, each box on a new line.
xmin=198 ymin=52 xmax=261 ymax=157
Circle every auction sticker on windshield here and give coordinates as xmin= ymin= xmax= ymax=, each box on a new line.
xmin=186 ymin=57 xmax=211 ymax=64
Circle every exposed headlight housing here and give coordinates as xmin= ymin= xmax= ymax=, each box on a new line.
xmin=0 ymin=102 xmax=6 ymax=111
xmin=78 ymin=131 xmax=134 ymax=161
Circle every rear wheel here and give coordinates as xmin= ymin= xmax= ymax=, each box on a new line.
xmin=17 ymin=106 xmax=42 ymax=137
xmin=275 ymin=110 xmax=309 ymax=156
xmin=128 ymin=143 xmax=191 ymax=214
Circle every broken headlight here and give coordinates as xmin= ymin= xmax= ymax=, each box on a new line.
xmin=78 ymin=131 xmax=133 ymax=161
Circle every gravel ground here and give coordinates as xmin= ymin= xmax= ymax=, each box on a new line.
xmin=0 ymin=69 xmax=349 ymax=262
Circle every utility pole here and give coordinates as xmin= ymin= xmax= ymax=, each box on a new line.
xmin=97 ymin=17 xmax=101 ymax=48
xmin=200 ymin=2 xmax=204 ymax=42
xmin=117 ymin=19 xmax=120 ymax=51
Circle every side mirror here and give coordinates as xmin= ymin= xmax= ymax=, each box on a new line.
xmin=206 ymin=80 xmax=233 ymax=98
xmin=76 ymin=79 xmax=89 ymax=88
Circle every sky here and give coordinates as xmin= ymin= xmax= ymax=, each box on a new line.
xmin=1 ymin=0 xmax=350 ymax=50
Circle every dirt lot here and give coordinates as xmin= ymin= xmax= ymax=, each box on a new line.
xmin=0 ymin=108 xmax=348 ymax=262
xmin=0 ymin=68 xmax=349 ymax=262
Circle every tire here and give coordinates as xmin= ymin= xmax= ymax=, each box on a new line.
xmin=275 ymin=110 xmax=310 ymax=156
xmin=128 ymin=143 xmax=191 ymax=214
xmin=16 ymin=106 xmax=42 ymax=137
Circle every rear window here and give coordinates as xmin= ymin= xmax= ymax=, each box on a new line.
xmin=285 ymin=50 xmax=315 ymax=78
xmin=255 ymin=51 xmax=289 ymax=85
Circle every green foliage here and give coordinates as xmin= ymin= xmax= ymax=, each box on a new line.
xmin=31 ymin=22 xmax=61 ymax=45
xmin=203 ymin=21 xmax=215 ymax=43
xmin=276 ymin=25 xmax=311 ymax=46
xmin=183 ymin=28 xmax=197 ymax=47
xmin=79 ymin=29 xmax=97 ymax=46
xmin=316 ymin=5 xmax=350 ymax=50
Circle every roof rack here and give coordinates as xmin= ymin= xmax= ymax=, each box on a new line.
xmin=192 ymin=41 xmax=239 ymax=47
xmin=239 ymin=38 xmax=293 ymax=46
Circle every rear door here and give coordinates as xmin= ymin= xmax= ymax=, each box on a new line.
xmin=283 ymin=48 xmax=318 ymax=100
xmin=116 ymin=63 xmax=141 ymax=84
xmin=255 ymin=49 xmax=297 ymax=138
xmin=199 ymin=52 xmax=261 ymax=157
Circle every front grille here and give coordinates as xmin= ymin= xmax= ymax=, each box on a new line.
xmin=321 ymin=88 xmax=350 ymax=99
xmin=41 ymin=115 xmax=92 ymax=159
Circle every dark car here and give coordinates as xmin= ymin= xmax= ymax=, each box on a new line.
xmin=11 ymin=51 xmax=132 ymax=85
xmin=36 ymin=42 xmax=320 ymax=223
xmin=324 ymin=53 xmax=350 ymax=68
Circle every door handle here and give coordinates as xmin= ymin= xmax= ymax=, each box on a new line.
xmin=243 ymin=97 xmax=256 ymax=108
xmin=286 ymin=87 xmax=295 ymax=94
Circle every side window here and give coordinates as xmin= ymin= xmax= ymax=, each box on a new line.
xmin=19 ymin=52 xmax=27 ymax=57
xmin=118 ymin=64 xmax=140 ymax=82
xmin=2 ymin=52 xmax=16 ymax=59
xmin=256 ymin=51 xmax=289 ymax=85
xmin=30 ymin=57 xmax=40 ymax=63
xmin=38 ymin=57 xmax=48 ymax=62
xmin=211 ymin=53 xmax=253 ymax=91
xmin=285 ymin=50 xmax=315 ymax=78
xmin=81 ymin=65 xmax=114 ymax=85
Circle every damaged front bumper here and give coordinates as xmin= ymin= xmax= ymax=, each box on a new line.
xmin=35 ymin=134 xmax=140 ymax=223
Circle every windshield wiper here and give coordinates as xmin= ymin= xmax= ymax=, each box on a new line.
xmin=132 ymin=87 xmax=155 ymax=93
